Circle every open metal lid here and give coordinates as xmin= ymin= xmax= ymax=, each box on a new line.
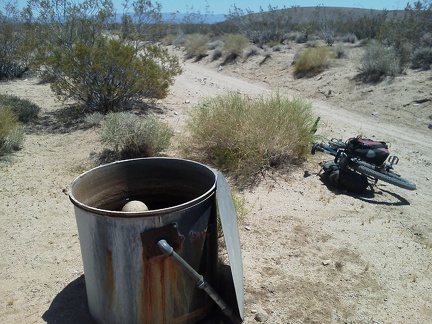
xmin=216 ymin=172 xmax=244 ymax=320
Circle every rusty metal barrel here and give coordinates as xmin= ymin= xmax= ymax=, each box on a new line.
xmin=69 ymin=158 xmax=218 ymax=324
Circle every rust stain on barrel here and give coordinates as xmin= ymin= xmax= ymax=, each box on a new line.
xmin=105 ymin=248 xmax=115 ymax=307
xmin=139 ymin=251 xmax=172 ymax=323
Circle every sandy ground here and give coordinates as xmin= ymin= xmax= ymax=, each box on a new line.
xmin=0 ymin=43 xmax=431 ymax=323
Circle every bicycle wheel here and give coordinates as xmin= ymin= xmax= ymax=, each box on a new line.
xmin=351 ymin=164 xmax=416 ymax=191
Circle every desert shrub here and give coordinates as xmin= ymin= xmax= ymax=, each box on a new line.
xmin=0 ymin=7 xmax=31 ymax=79
xmin=182 ymin=92 xmax=319 ymax=183
xmin=305 ymin=40 xmax=320 ymax=48
xmin=84 ymin=112 xmax=105 ymax=127
xmin=223 ymin=34 xmax=250 ymax=56
xmin=334 ymin=44 xmax=347 ymax=59
xmin=207 ymin=40 xmax=224 ymax=50
xmin=339 ymin=33 xmax=357 ymax=43
xmin=0 ymin=105 xmax=24 ymax=154
xmin=26 ymin=0 xmax=180 ymax=114
xmin=160 ymin=34 xmax=175 ymax=46
xmin=323 ymin=32 xmax=334 ymax=46
xmin=211 ymin=48 xmax=223 ymax=61
xmin=359 ymin=41 xmax=401 ymax=81
xmin=45 ymin=37 xmax=181 ymax=113
xmin=242 ymin=45 xmax=261 ymax=60
xmin=293 ymin=46 xmax=335 ymax=77
xmin=412 ymin=47 xmax=432 ymax=70
xmin=184 ymin=33 xmax=210 ymax=59
xmin=294 ymin=32 xmax=308 ymax=44
xmin=411 ymin=33 xmax=432 ymax=70
xmin=101 ymin=112 xmax=173 ymax=158
xmin=272 ymin=44 xmax=284 ymax=52
xmin=0 ymin=95 xmax=40 ymax=123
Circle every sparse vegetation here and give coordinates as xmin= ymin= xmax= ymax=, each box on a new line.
xmin=182 ymin=92 xmax=319 ymax=183
xmin=184 ymin=33 xmax=210 ymax=59
xmin=294 ymin=46 xmax=335 ymax=77
xmin=242 ymin=45 xmax=261 ymax=60
xmin=223 ymin=34 xmax=250 ymax=57
xmin=411 ymin=33 xmax=432 ymax=70
xmin=23 ymin=0 xmax=181 ymax=114
xmin=0 ymin=95 xmax=40 ymax=123
xmin=84 ymin=112 xmax=105 ymax=128
xmin=334 ymin=44 xmax=347 ymax=59
xmin=359 ymin=41 xmax=401 ymax=81
xmin=0 ymin=105 xmax=24 ymax=155
xmin=101 ymin=112 xmax=173 ymax=159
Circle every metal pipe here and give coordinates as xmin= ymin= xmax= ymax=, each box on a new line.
xmin=157 ymin=239 xmax=241 ymax=323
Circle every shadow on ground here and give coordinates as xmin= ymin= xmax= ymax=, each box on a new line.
xmin=319 ymin=176 xmax=410 ymax=206
xmin=43 ymin=263 xmax=240 ymax=324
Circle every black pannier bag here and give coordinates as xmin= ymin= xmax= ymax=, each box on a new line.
xmin=346 ymin=137 xmax=389 ymax=166
xmin=320 ymin=161 xmax=369 ymax=194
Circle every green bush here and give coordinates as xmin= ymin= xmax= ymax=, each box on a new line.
xmin=0 ymin=95 xmax=40 ymax=123
xmin=293 ymin=46 xmax=335 ymax=77
xmin=184 ymin=33 xmax=210 ymax=59
xmin=101 ymin=112 xmax=173 ymax=158
xmin=0 ymin=105 xmax=24 ymax=154
xmin=45 ymin=37 xmax=181 ymax=113
xmin=182 ymin=92 xmax=319 ymax=183
xmin=359 ymin=41 xmax=401 ymax=81
xmin=25 ymin=0 xmax=180 ymax=114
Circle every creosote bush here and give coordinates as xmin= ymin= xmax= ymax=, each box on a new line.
xmin=182 ymin=92 xmax=319 ymax=183
xmin=293 ymin=46 xmax=335 ymax=77
xmin=101 ymin=112 xmax=173 ymax=158
xmin=45 ymin=38 xmax=181 ymax=113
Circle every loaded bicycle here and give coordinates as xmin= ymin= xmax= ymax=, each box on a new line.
xmin=311 ymin=136 xmax=416 ymax=193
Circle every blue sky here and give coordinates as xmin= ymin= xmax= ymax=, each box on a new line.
xmin=9 ymin=0 xmax=407 ymax=15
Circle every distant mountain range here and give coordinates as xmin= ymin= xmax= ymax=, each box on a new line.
xmin=161 ymin=13 xmax=226 ymax=23
xmin=117 ymin=7 xmax=404 ymax=25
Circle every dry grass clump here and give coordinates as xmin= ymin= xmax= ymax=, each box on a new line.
xmin=242 ymin=45 xmax=261 ymax=60
xmin=293 ymin=46 xmax=335 ymax=77
xmin=0 ymin=105 xmax=24 ymax=155
xmin=184 ymin=33 xmax=210 ymax=59
xmin=101 ymin=112 xmax=173 ymax=159
xmin=223 ymin=34 xmax=250 ymax=57
xmin=182 ymin=92 xmax=319 ymax=184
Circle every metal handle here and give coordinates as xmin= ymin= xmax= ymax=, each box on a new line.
xmin=157 ymin=239 xmax=241 ymax=323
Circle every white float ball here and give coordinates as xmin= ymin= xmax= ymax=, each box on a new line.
xmin=122 ymin=200 xmax=149 ymax=212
